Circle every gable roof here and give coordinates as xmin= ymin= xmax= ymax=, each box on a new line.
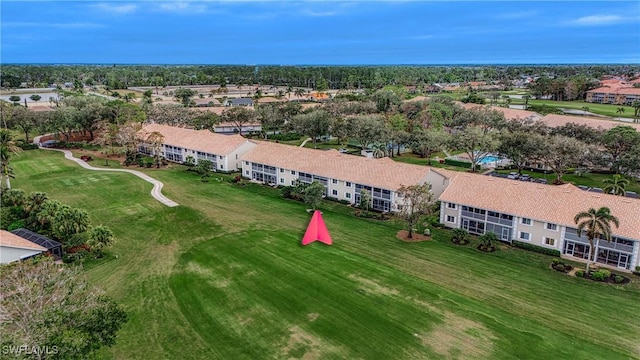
xmin=242 ymin=141 xmax=433 ymax=191
xmin=0 ymin=230 xmax=47 ymax=251
xmin=140 ymin=124 xmax=252 ymax=156
xmin=439 ymin=173 xmax=640 ymax=241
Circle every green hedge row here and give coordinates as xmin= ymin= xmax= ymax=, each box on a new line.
xmin=512 ymin=240 xmax=561 ymax=257
xmin=444 ymin=158 xmax=472 ymax=169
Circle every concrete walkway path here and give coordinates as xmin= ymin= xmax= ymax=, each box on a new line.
xmin=299 ymin=137 xmax=312 ymax=147
xmin=39 ymin=147 xmax=179 ymax=207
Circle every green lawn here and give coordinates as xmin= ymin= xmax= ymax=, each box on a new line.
xmin=510 ymin=99 xmax=636 ymax=119
xmin=11 ymin=150 xmax=640 ymax=360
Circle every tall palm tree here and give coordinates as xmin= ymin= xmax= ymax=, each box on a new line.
xmin=632 ymin=101 xmax=640 ymax=123
xmin=522 ymin=94 xmax=531 ymax=110
xmin=574 ymin=207 xmax=620 ymax=273
xmin=602 ymin=174 xmax=629 ymax=196
xmin=0 ymin=129 xmax=21 ymax=189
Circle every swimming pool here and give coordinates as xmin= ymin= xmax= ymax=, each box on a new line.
xmin=477 ymin=155 xmax=502 ymax=165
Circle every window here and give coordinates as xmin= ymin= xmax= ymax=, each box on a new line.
xmin=446 ymin=215 xmax=456 ymax=223
xmin=332 ymin=179 xmax=338 ymax=184
xmin=332 ymin=190 xmax=338 ymax=196
xmin=447 ymin=203 xmax=456 ymax=209
xmin=290 ymin=180 xmax=295 ymax=185
xmin=245 ymin=170 xmax=249 ymax=175
xmin=544 ymin=237 xmax=556 ymax=246
xmin=519 ymin=232 xmax=530 ymax=241
xmin=235 ymin=154 xmax=238 ymax=159
xmin=521 ymin=218 xmax=532 ymax=225
xmin=219 ymin=155 xmax=224 ymax=159
xmin=346 ymin=182 xmax=352 ymax=187
xmin=291 ymin=171 xmax=296 ymax=175
xmin=280 ymin=168 xmax=284 ymax=173
xmin=346 ymin=193 xmax=351 ymax=199
xmin=546 ymin=223 xmax=558 ymax=231
xmin=280 ymin=178 xmax=284 ymax=184
xmin=219 ymin=165 xmax=223 ymax=169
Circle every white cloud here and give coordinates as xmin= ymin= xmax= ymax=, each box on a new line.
xmin=409 ymin=35 xmax=435 ymax=40
xmin=93 ymin=3 xmax=137 ymax=15
xmin=155 ymin=1 xmax=208 ymax=14
xmin=568 ymin=15 xmax=629 ymax=26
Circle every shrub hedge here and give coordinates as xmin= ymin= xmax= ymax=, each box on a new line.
xmin=512 ymin=240 xmax=561 ymax=257
xmin=444 ymin=158 xmax=472 ymax=169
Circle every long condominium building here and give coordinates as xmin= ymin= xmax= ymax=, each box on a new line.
xmin=241 ymin=141 xmax=452 ymax=212
xmin=439 ymin=173 xmax=640 ymax=270
xmin=138 ymin=124 xmax=257 ymax=172
xmin=138 ymin=124 xmax=640 ymax=271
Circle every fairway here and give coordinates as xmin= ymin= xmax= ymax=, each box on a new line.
xmin=11 ymin=150 xmax=640 ymax=360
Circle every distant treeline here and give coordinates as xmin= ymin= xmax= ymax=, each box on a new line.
xmin=1 ymin=64 xmax=638 ymax=90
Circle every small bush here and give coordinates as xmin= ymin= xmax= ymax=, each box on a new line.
xmin=7 ymin=219 xmax=25 ymax=231
xmin=575 ymin=270 xmax=584 ymax=277
xmin=591 ymin=269 xmax=611 ymax=281
xmin=268 ymin=133 xmax=303 ymax=141
xmin=552 ymin=258 xmax=560 ymax=265
xmin=340 ymin=199 xmax=351 ymax=205
xmin=554 ymin=264 xmax=565 ymax=272
xmin=615 ymin=275 xmax=624 ymax=284
xmin=19 ymin=143 xmax=39 ymax=150
xmin=444 ymin=158 xmax=472 ymax=169
xmin=512 ymin=240 xmax=561 ymax=257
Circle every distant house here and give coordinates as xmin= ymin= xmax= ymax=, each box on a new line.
xmin=192 ymin=98 xmax=215 ymax=107
xmin=0 ymin=230 xmax=47 ymax=264
xmin=223 ymin=98 xmax=254 ymax=107
xmin=308 ymin=92 xmax=330 ymax=102
xmin=10 ymin=228 xmax=63 ymax=260
xmin=214 ymin=122 xmax=262 ymax=135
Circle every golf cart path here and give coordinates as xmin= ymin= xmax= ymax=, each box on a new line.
xmin=39 ymin=147 xmax=179 ymax=207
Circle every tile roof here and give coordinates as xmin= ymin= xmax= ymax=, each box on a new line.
xmin=242 ymin=141 xmax=433 ymax=191
xmin=588 ymin=86 xmax=640 ymax=96
xmin=439 ymin=173 xmax=640 ymax=241
xmin=140 ymin=124 xmax=251 ymax=155
xmin=539 ymin=114 xmax=640 ymax=131
xmin=0 ymin=230 xmax=47 ymax=251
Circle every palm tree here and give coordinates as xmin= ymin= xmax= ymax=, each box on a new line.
xmin=0 ymin=129 xmax=21 ymax=189
xmin=294 ymin=88 xmax=305 ymax=99
xmin=632 ymin=101 xmax=640 ymax=123
xmin=616 ymin=107 xmax=625 ymax=115
xmin=581 ymin=106 xmax=590 ymax=116
xmin=89 ymin=225 xmax=114 ymax=258
xmin=522 ymin=94 xmax=531 ymax=110
xmin=574 ymin=207 xmax=620 ymax=273
xmin=602 ymin=174 xmax=629 ymax=196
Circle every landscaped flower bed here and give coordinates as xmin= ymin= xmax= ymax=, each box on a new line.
xmin=574 ymin=268 xmax=631 ymax=285
xmin=551 ymin=259 xmax=574 ymax=273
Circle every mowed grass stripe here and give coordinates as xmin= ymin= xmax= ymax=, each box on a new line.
xmin=10 ymin=150 xmax=640 ymax=359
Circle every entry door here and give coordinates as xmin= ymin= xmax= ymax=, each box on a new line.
xmin=501 ymin=228 xmax=509 ymax=241
xmin=462 ymin=219 xmax=470 ymax=231
xmin=564 ymin=242 xmax=574 ymax=256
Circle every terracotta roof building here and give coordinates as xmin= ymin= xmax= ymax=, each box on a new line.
xmin=439 ymin=172 xmax=640 ymax=271
xmin=586 ymin=80 xmax=640 ymax=105
xmin=138 ymin=124 xmax=258 ymax=172
xmin=0 ymin=230 xmax=47 ymax=264
xmin=241 ymin=141 xmax=450 ymax=212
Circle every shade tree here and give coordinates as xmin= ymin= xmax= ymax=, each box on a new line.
xmin=396 ymin=183 xmax=435 ymax=239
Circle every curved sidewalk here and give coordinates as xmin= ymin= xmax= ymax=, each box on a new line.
xmin=40 ymin=147 xmax=179 ymax=207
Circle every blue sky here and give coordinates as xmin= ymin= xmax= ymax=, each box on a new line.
xmin=1 ymin=1 xmax=639 ymax=64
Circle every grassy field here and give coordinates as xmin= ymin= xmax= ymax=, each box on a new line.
xmin=508 ymin=98 xmax=636 ymax=119
xmin=11 ymin=150 xmax=640 ymax=360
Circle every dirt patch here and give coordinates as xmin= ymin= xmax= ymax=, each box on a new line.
xmin=307 ymin=313 xmax=319 ymax=322
xmin=348 ymin=274 xmax=399 ymax=296
xmin=419 ymin=311 xmax=495 ymax=359
xmin=281 ymin=326 xmax=323 ymax=360
xmin=397 ymin=230 xmax=431 ymax=242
